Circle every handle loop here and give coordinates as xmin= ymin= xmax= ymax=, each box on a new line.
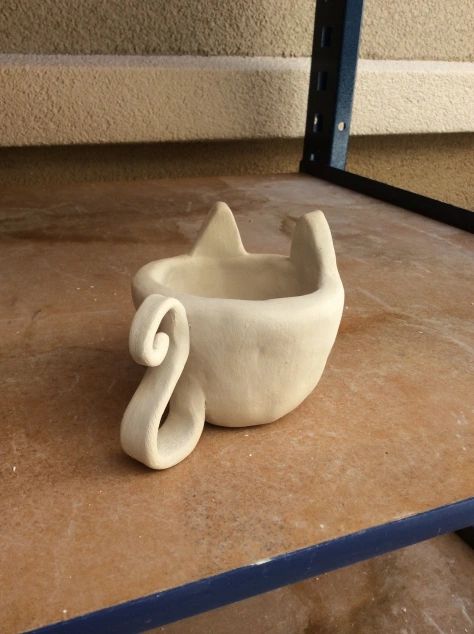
xmin=120 ymin=294 xmax=205 ymax=469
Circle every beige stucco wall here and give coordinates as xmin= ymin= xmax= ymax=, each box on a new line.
xmin=0 ymin=55 xmax=474 ymax=146
xmin=1 ymin=0 xmax=473 ymax=60
xmin=0 ymin=0 xmax=472 ymax=210
xmin=347 ymin=133 xmax=474 ymax=211
xmin=1 ymin=134 xmax=473 ymax=210
xmin=1 ymin=57 xmax=473 ymax=148
xmin=1 ymin=0 xmax=473 ymax=148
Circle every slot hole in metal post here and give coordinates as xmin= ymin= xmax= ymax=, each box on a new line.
xmin=316 ymin=71 xmax=328 ymax=91
xmin=321 ymin=26 xmax=332 ymax=47
xmin=313 ymin=114 xmax=323 ymax=132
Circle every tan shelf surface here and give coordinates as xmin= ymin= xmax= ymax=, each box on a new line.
xmin=0 ymin=174 xmax=473 ymax=633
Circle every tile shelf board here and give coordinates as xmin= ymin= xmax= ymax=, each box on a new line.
xmin=1 ymin=173 xmax=473 ymax=633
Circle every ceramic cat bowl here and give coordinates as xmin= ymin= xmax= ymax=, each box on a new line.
xmin=120 ymin=203 xmax=344 ymax=469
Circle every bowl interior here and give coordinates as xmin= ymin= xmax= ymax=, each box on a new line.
xmin=161 ymin=255 xmax=318 ymax=300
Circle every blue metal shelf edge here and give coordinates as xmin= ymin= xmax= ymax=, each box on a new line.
xmin=30 ymin=497 xmax=474 ymax=634
xmin=300 ymin=163 xmax=474 ymax=233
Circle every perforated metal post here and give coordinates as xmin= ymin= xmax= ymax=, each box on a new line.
xmin=301 ymin=0 xmax=363 ymax=170
xmin=300 ymin=0 xmax=472 ymax=231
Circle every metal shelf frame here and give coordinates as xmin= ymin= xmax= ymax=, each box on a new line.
xmin=300 ymin=0 xmax=474 ymax=234
xmin=30 ymin=1 xmax=473 ymax=632
xmin=32 ymin=500 xmax=474 ymax=633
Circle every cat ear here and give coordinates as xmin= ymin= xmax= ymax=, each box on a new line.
xmin=191 ymin=202 xmax=246 ymax=257
xmin=290 ymin=211 xmax=339 ymax=279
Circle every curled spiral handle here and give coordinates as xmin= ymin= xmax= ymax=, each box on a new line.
xmin=120 ymin=294 xmax=205 ymax=470
xmin=128 ymin=295 xmax=183 ymax=367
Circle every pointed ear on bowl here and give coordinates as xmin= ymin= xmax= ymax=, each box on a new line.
xmin=290 ymin=211 xmax=340 ymax=281
xmin=191 ymin=202 xmax=247 ymax=258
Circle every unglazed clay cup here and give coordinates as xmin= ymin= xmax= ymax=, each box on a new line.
xmin=120 ymin=203 xmax=344 ymax=469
